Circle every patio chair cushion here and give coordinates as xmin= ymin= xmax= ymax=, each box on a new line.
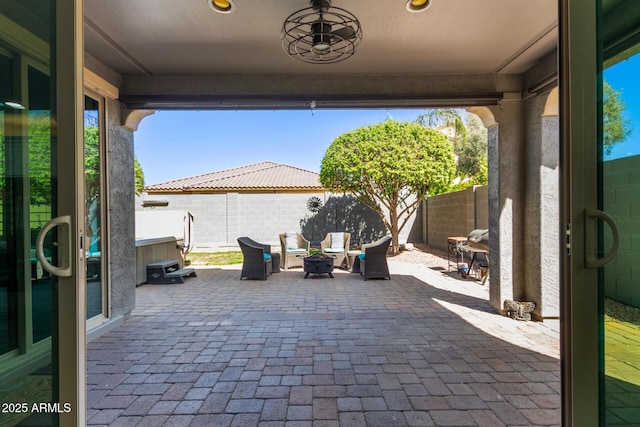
xmin=264 ymin=254 xmax=272 ymax=261
xmin=358 ymin=253 xmax=365 ymax=260
xmin=330 ymin=232 xmax=345 ymax=249
xmin=324 ymin=248 xmax=345 ymax=253
xmin=285 ymin=232 xmax=298 ymax=249
xmin=286 ymin=248 xmax=307 ymax=253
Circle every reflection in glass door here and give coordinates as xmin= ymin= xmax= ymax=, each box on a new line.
xmin=600 ymin=10 xmax=640 ymax=424
xmin=84 ymin=95 xmax=106 ymax=321
xmin=0 ymin=3 xmax=58 ymax=425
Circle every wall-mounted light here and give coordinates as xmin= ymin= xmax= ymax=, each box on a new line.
xmin=406 ymin=0 xmax=432 ymax=13
xmin=208 ymin=0 xmax=235 ymax=14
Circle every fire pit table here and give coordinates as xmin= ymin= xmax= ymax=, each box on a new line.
xmin=303 ymin=255 xmax=334 ymax=279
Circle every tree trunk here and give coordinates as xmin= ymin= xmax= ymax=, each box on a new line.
xmin=390 ymin=210 xmax=400 ymax=255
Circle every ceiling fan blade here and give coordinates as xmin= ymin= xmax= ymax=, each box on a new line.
xmin=331 ymin=26 xmax=356 ymax=40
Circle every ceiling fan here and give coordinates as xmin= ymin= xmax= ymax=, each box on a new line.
xmin=281 ymin=0 xmax=363 ymax=64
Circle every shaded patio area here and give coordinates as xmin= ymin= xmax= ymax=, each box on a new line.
xmin=87 ymin=258 xmax=560 ymax=426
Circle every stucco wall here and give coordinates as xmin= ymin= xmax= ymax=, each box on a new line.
xmin=522 ymin=90 xmax=560 ymax=318
xmin=604 ymin=155 xmax=640 ymax=307
xmin=107 ymin=98 xmax=136 ymax=317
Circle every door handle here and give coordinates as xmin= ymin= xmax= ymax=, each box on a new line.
xmin=584 ymin=208 xmax=619 ymax=268
xmin=36 ymin=215 xmax=73 ymax=278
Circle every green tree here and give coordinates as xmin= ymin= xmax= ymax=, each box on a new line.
xmin=603 ymin=80 xmax=632 ymax=156
xmin=457 ymin=113 xmax=488 ymax=185
xmin=134 ymin=155 xmax=145 ymax=194
xmin=415 ymin=109 xmax=467 ymax=148
xmin=415 ymin=109 xmax=488 ymax=187
xmin=84 ymin=117 xmax=100 ymax=202
xmin=28 ymin=112 xmax=54 ymax=206
xmin=85 ymin=117 xmax=145 ymax=195
xmin=320 ymin=120 xmax=456 ymax=255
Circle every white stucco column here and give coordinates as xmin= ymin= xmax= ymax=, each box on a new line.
xmin=523 ymin=88 xmax=559 ymax=319
xmin=484 ymin=101 xmax=526 ymax=312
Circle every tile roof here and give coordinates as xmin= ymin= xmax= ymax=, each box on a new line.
xmin=145 ymin=161 xmax=325 ymax=192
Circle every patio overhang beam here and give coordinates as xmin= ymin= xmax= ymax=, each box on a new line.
xmin=118 ymin=72 xmax=520 ymax=110
xmin=121 ymin=94 xmax=502 ymax=111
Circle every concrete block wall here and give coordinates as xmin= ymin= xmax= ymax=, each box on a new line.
xmin=237 ymin=193 xmax=328 ymax=246
xmin=135 ymin=193 xmax=228 ymax=247
xmin=136 ymin=192 xmax=411 ymax=251
xmin=137 ymin=192 xmax=328 ymax=249
xmin=475 ymin=186 xmax=489 ymax=229
xmin=604 ymin=155 xmax=640 ymax=308
xmin=423 ymin=186 xmax=488 ymax=251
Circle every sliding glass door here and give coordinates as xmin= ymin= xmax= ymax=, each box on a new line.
xmin=562 ymin=0 xmax=640 ymax=425
xmin=0 ymin=9 xmax=58 ymax=424
xmin=0 ymin=0 xmax=84 ymax=425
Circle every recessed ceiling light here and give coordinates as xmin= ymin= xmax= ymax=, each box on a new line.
xmin=5 ymin=101 xmax=26 ymax=110
xmin=406 ymin=0 xmax=432 ymax=13
xmin=208 ymin=0 xmax=235 ymax=14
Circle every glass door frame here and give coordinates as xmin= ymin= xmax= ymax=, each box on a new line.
xmin=560 ymin=0 xmax=600 ymax=425
xmin=84 ymin=89 xmax=110 ymax=329
xmin=0 ymin=0 xmax=84 ymax=424
xmin=56 ymin=0 xmax=86 ymax=425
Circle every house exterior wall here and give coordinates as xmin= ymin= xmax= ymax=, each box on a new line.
xmin=523 ymin=90 xmax=560 ymax=318
xmin=420 ymin=91 xmax=560 ymax=320
xmin=107 ymin=98 xmax=136 ymax=318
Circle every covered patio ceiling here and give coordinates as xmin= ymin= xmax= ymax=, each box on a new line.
xmin=83 ymin=0 xmax=559 ymax=110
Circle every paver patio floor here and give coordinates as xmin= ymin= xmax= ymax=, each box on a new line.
xmin=87 ymin=259 xmax=560 ymax=426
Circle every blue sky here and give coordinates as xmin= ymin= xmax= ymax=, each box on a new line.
xmin=135 ymin=108 xmax=429 ymax=185
xmin=603 ymin=53 xmax=640 ymax=160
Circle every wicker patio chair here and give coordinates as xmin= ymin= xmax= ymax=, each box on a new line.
xmin=321 ymin=232 xmax=351 ymax=269
xmin=238 ymin=237 xmax=272 ymax=280
xmin=359 ymin=235 xmax=392 ymax=280
xmin=279 ymin=233 xmax=310 ymax=269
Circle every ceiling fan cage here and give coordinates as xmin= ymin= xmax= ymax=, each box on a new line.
xmin=281 ymin=3 xmax=363 ymax=64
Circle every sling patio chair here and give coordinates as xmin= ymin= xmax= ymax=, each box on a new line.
xmin=358 ymin=235 xmax=392 ymax=280
xmin=279 ymin=232 xmax=310 ymax=270
xmin=237 ymin=237 xmax=272 ymax=280
xmin=321 ymin=232 xmax=351 ymax=269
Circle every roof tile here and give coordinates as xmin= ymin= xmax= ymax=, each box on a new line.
xmin=145 ymin=161 xmax=324 ymax=192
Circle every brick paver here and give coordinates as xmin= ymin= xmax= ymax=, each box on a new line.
xmin=87 ymin=260 xmax=560 ymax=426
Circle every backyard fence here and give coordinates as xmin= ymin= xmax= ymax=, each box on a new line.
xmin=421 ymin=185 xmax=489 ymax=251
